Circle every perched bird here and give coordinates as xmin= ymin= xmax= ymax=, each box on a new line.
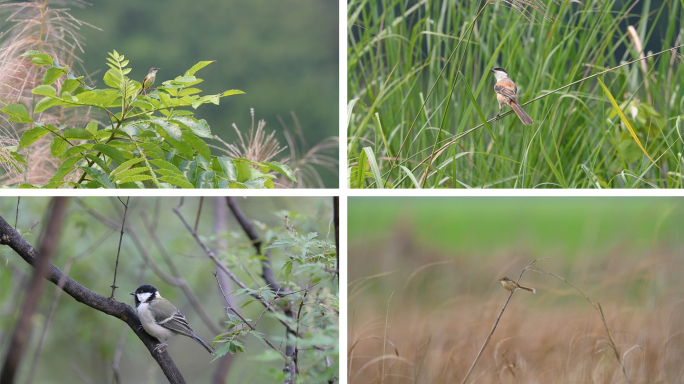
xmin=130 ymin=284 xmax=214 ymax=354
xmin=139 ymin=67 xmax=161 ymax=95
xmin=490 ymin=67 xmax=533 ymax=125
xmin=499 ymin=277 xmax=536 ymax=293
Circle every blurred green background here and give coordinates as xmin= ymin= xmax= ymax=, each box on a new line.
xmin=350 ymin=197 xmax=682 ymax=257
xmin=0 ymin=196 xmax=335 ymax=383
xmin=349 ymin=197 xmax=684 ymax=305
xmin=69 ymin=0 xmax=338 ymax=187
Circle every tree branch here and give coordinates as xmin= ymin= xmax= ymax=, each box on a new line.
xmin=172 ymin=198 xmax=296 ymax=334
xmin=0 ymin=212 xmax=188 ymax=384
xmin=224 ymin=197 xmax=296 ymax=382
xmin=110 ymin=197 xmax=130 ymax=299
xmin=1 ymin=197 xmax=66 ymax=383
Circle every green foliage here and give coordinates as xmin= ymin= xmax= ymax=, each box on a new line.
xmin=4 ymin=50 xmax=297 ymax=188
xmin=213 ymin=216 xmax=338 ymax=383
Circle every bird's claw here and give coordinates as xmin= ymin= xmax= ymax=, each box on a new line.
xmin=153 ymin=342 xmax=168 ymax=353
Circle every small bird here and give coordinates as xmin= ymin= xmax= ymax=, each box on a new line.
xmin=490 ymin=68 xmax=533 ymax=125
xmin=499 ymin=277 xmax=536 ymax=293
xmin=130 ymin=284 xmax=214 ymax=354
xmin=139 ymin=67 xmax=161 ymax=95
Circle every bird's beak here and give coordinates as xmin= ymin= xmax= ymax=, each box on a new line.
xmin=129 ymin=291 xmax=135 ymax=295
xmin=490 ymin=69 xmax=495 ymax=73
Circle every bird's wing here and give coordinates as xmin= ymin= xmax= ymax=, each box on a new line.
xmin=149 ymin=305 xmax=195 ymax=337
xmin=494 ymin=78 xmax=518 ymax=102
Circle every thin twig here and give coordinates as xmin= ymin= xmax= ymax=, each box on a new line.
xmin=172 ymin=199 xmax=296 ymax=333
xmin=528 ymin=267 xmax=632 ymax=383
xmin=14 ymin=197 xmax=20 ymax=230
xmin=460 ymin=258 xmax=548 ymax=384
xmin=140 ymin=213 xmax=222 ymax=334
xmin=211 ymin=270 xmax=287 ymax=359
xmin=111 ymin=326 xmax=128 ymax=384
xmin=110 ymin=197 xmax=130 ymax=299
xmin=194 ymin=197 xmax=204 ymax=234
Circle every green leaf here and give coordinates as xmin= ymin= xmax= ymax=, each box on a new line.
xmin=264 ymin=161 xmax=297 ymax=182
xmin=117 ymin=175 xmax=154 ymax=184
xmin=597 ymin=77 xmax=656 ymax=166
xmin=64 ymin=128 xmax=94 ymax=140
xmin=21 ymin=50 xmax=53 ymax=66
xmin=217 ymin=157 xmax=237 ymax=181
xmin=86 ymin=121 xmax=98 ymax=135
xmin=61 ymin=75 xmax=83 ymax=93
xmin=92 ymin=144 xmax=125 ymax=164
xmin=363 ymin=147 xmax=383 ymax=189
xmin=181 ymin=130 xmax=211 ymax=161
xmin=85 ymin=153 xmax=111 ymax=173
xmin=130 ymin=100 xmax=153 ymax=110
xmin=233 ymin=158 xmax=254 ymax=182
xmin=618 ymin=138 xmax=643 ymax=163
xmin=2 ymin=104 xmax=33 ymax=124
xmin=42 ymin=67 xmax=65 ymax=85
xmin=158 ymin=176 xmax=194 ymax=188
xmin=222 ymin=89 xmax=245 ymax=97
xmin=19 ymin=127 xmax=50 ymax=148
xmin=138 ymin=142 xmax=165 ymax=159
xmin=178 ymin=88 xmax=201 ymax=96
xmin=103 ymin=68 xmax=122 ymax=89
xmin=151 ymin=119 xmax=182 ymax=141
xmin=179 ymin=161 xmax=198 ymax=183
xmin=196 ymin=171 xmax=215 ymax=188
xmin=171 ymin=76 xmax=197 ymax=84
xmin=34 ymin=97 xmax=66 ymax=113
xmin=149 ymin=159 xmax=184 ymax=178
xmin=111 ymin=167 xmax=149 ymax=182
xmin=32 ymin=85 xmax=57 ymax=97
xmin=80 ymin=166 xmax=116 ymax=188
xmin=243 ymin=177 xmax=268 ymax=189
xmin=171 ymin=117 xmax=212 ymax=138
xmin=184 ymin=61 xmax=214 ymax=76
xmin=50 ymin=136 xmax=68 ymax=157
xmin=110 ymin=157 xmax=146 ymax=176
xmin=62 ymin=144 xmax=93 ymax=159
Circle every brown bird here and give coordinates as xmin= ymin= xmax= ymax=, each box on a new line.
xmin=500 ymin=277 xmax=536 ymax=293
xmin=490 ymin=67 xmax=533 ymax=125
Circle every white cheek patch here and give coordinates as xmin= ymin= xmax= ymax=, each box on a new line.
xmin=136 ymin=292 xmax=152 ymax=303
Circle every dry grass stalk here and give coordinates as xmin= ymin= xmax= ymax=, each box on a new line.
xmin=348 ymin=246 xmax=679 ymax=383
xmin=460 ymin=257 xmax=548 ymax=384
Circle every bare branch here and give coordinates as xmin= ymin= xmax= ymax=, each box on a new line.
xmin=14 ymin=196 xmax=20 ymax=230
xmin=110 ymin=196 xmax=130 ymax=299
xmin=0 ymin=212 xmax=188 ymax=384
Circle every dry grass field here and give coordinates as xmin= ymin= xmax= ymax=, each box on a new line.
xmin=348 ymin=198 xmax=684 ymax=384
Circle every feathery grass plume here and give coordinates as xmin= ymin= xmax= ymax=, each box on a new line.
xmin=490 ymin=0 xmax=558 ymax=23
xmin=214 ymin=108 xmax=338 ymax=188
xmin=278 ymin=111 xmax=338 ymax=188
xmin=0 ymin=0 xmax=99 ymax=185
xmin=218 ymin=108 xmax=287 ymax=163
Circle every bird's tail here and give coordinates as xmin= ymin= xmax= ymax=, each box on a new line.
xmin=192 ymin=332 xmax=215 ymax=354
xmin=519 ymin=286 xmax=536 ymax=293
xmin=510 ymin=101 xmax=533 ymax=125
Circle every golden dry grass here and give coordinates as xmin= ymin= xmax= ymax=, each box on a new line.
xmin=348 ymin=239 xmax=684 ymax=384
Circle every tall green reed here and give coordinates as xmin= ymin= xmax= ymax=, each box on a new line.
xmin=348 ymin=0 xmax=684 ymax=188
